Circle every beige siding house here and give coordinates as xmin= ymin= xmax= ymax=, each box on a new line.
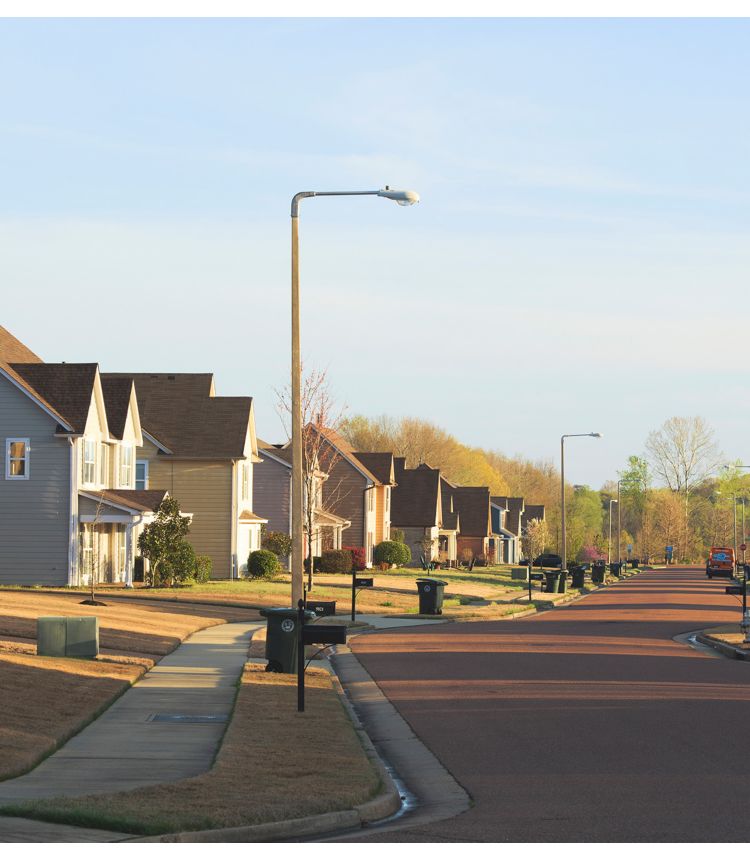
xmin=103 ymin=373 xmax=266 ymax=578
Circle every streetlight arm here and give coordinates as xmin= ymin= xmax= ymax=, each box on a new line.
xmin=291 ymin=188 xmax=419 ymax=216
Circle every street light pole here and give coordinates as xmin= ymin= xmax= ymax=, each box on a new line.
xmin=608 ymin=498 xmax=616 ymax=565
xmin=289 ymin=188 xmax=419 ymax=604
xmin=560 ymin=432 xmax=602 ymax=574
xmin=617 ymin=479 xmax=623 ymax=566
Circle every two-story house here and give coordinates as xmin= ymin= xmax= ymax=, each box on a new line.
xmin=253 ymin=439 xmax=351 ymax=564
xmin=0 ymin=326 xmax=165 ymax=585
xmin=452 ymin=485 xmax=494 ymax=563
xmin=492 ymin=495 xmax=526 ymax=563
xmin=103 ymin=373 xmax=266 ymax=578
xmin=298 ymin=426 xmax=393 ymax=566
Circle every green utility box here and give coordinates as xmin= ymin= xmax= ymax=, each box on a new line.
xmin=37 ymin=616 xmax=99 ymax=658
xmin=260 ymin=607 xmax=316 ymax=673
xmin=511 ymin=567 xmax=529 ymax=581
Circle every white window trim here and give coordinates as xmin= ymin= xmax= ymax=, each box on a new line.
xmin=5 ymin=438 xmax=30 ymax=480
xmin=82 ymin=438 xmax=97 ymax=486
xmin=135 ymin=459 xmax=149 ymax=490
xmin=120 ymin=444 xmax=133 ymax=488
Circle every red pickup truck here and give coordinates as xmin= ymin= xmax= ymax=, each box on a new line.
xmin=706 ymin=547 xmax=735 ymax=578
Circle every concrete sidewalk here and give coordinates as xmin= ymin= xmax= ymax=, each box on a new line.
xmin=0 ymin=620 xmax=260 ymax=808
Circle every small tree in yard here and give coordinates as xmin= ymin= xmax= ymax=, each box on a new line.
xmin=373 ymin=540 xmax=411 ymax=569
xmin=80 ymin=492 xmax=107 ymax=606
xmin=138 ymin=497 xmax=191 ymax=587
xmin=263 ymin=531 xmax=293 ymax=564
xmin=521 ymin=518 xmax=549 ymax=569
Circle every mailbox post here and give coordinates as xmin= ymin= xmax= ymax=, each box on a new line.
xmin=350 ymin=568 xmax=374 ymax=621
xmin=296 ymin=599 xmax=347 ymax=712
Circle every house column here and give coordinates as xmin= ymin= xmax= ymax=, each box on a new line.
xmin=125 ymin=522 xmax=135 ymax=588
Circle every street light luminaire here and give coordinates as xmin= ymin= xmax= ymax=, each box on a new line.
xmin=377 ymin=187 xmax=421 ymax=206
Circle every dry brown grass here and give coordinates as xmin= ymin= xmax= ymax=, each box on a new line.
xmin=6 ymin=664 xmax=381 ymax=835
xmin=0 ymin=590 xmax=258 ymax=656
xmin=0 ymin=652 xmax=146 ymax=780
xmin=702 ymin=624 xmax=750 ymax=650
xmin=0 ymin=590 xmax=260 ymax=782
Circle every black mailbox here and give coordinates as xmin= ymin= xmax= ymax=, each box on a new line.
xmin=530 ymin=572 xmax=545 ymax=581
xmin=306 ymin=600 xmax=336 ymax=617
xmin=354 ymin=577 xmax=373 ymax=588
xmin=726 ymin=585 xmax=743 ymax=595
xmin=302 ymin=624 xmax=347 ymax=646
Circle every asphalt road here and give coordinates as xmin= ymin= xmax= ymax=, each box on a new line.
xmin=349 ymin=567 xmax=750 ymax=842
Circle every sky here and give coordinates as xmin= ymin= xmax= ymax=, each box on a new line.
xmin=1 ymin=18 xmax=749 ymax=488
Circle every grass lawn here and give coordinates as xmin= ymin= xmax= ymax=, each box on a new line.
xmin=2 ymin=664 xmax=381 ymax=836
xmin=46 ymin=564 xmax=541 ymax=620
xmin=0 ymin=590 xmax=260 ymax=781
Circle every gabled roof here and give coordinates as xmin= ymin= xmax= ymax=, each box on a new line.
xmin=354 ymin=452 xmax=396 ymax=485
xmin=440 ymin=478 xmax=459 ymax=532
xmin=522 ymin=504 xmax=546 ymax=529
xmin=100 ymin=377 xmax=134 ymax=440
xmin=391 ymin=459 xmax=441 ymax=528
xmin=257 ymin=439 xmax=292 ymax=468
xmin=453 ymin=486 xmax=492 ymax=537
xmin=104 ymin=373 xmax=252 ymax=459
xmin=0 ymin=326 xmax=42 ymax=363
xmin=493 ymin=495 xmax=525 ymax=535
xmin=11 ymin=363 xmax=98 ymax=434
xmin=307 ymin=425 xmax=381 ymax=484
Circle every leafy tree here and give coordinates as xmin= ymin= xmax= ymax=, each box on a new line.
xmin=521 ymin=518 xmax=549 ymax=568
xmin=262 ymin=531 xmax=292 ymax=561
xmin=137 ymin=497 xmax=191 ymax=587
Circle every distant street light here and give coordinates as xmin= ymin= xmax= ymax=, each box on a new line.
xmin=560 ymin=432 xmax=602 ymax=575
xmin=608 ymin=498 xmax=617 ymax=565
xmin=289 ymin=187 xmax=419 ymax=604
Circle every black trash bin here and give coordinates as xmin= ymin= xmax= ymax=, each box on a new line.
xmin=570 ymin=565 xmax=586 ymax=589
xmin=416 ymin=578 xmax=448 ymax=615
xmin=609 ymin=562 xmax=623 ymax=578
xmin=629 ymin=559 xmax=639 ymax=568
xmin=591 ymin=561 xmax=606 ymax=584
xmin=260 ymin=607 xmax=316 ymax=673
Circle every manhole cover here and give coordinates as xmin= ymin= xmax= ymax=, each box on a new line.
xmin=149 ymin=714 xmax=228 ymax=724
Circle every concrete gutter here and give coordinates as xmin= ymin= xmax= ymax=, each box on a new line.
xmin=695 ymin=633 xmax=750 ymax=661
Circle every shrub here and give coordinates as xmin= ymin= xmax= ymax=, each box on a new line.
xmin=194 ymin=554 xmax=212 ymax=583
xmin=247 ymin=549 xmax=280 ymax=580
xmin=320 ymin=549 xmax=354 ymax=573
xmin=344 ymin=546 xmax=367 ymax=571
xmin=163 ymin=540 xmax=197 ymax=585
xmin=373 ymin=540 xmax=411 ymax=567
xmin=263 ymin=531 xmax=292 ymax=560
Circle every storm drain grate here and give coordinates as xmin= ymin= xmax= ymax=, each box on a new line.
xmin=148 ymin=714 xmax=228 ymax=724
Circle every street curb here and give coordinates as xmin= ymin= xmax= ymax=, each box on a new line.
xmin=695 ymin=633 xmax=750 ymax=661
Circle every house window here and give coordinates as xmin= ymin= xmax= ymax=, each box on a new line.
xmin=5 ymin=438 xmax=29 ymax=480
xmin=385 ymin=486 xmax=390 ymax=512
xmin=368 ymin=489 xmax=374 ymax=512
xmin=82 ymin=439 xmax=97 ymax=484
xmin=135 ymin=460 xmax=149 ymax=490
xmin=81 ymin=525 xmax=94 ymax=579
xmin=240 ymin=462 xmax=250 ymax=500
xmin=120 ymin=445 xmax=133 ymax=487
xmin=99 ymin=444 xmax=109 ymax=486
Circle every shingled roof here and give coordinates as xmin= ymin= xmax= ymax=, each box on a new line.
xmin=391 ymin=459 xmax=441 ymax=527
xmin=452 ymin=486 xmax=492 ymax=537
xmin=354 ymin=452 xmax=396 ymax=485
xmin=493 ymin=496 xmax=525 ymax=535
xmin=522 ymin=504 xmax=546 ymax=529
xmin=104 ymin=373 xmax=252 ymax=459
xmin=0 ymin=326 xmax=42 ymax=364
xmin=11 ymin=363 xmax=99 ymax=434
xmin=100 ymin=377 xmax=134 ymax=440
xmin=440 ymin=477 xmax=459 ymax=531
xmin=308 ymin=425 xmax=381 ymax=484
xmin=81 ymin=488 xmax=168 ymax=513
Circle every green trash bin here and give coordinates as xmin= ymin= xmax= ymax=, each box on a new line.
xmin=544 ymin=572 xmax=560 ymax=593
xmin=557 ymin=572 xmax=568 ymax=593
xmin=416 ymin=578 xmax=448 ymax=615
xmin=260 ymin=607 xmax=316 ymax=673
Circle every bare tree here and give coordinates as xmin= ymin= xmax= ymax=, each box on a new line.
xmin=277 ymin=367 xmax=347 ymax=590
xmin=80 ymin=492 xmax=107 ymax=606
xmin=645 ymin=417 xmax=723 ymax=561
xmin=521 ymin=518 xmax=549 ymax=569
xmin=645 ymin=417 xmax=723 ymax=494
